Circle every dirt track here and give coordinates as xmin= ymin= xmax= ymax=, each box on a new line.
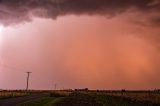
xmin=0 ymin=93 xmax=49 ymax=106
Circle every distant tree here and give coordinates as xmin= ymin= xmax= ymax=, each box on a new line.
xmin=84 ymin=88 xmax=88 ymax=91
xmin=121 ymin=89 xmax=126 ymax=95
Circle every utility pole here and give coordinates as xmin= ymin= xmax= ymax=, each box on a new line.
xmin=54 ymin=83 xmax=57 ymax=90
xmin=26 ymin=72 xmax=32 ymax=91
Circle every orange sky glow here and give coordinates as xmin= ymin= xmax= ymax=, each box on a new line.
xmin=0 ymin=15 xmax=160 ymax=90
xmin=0 ymin=0 xmax=160 ymax=90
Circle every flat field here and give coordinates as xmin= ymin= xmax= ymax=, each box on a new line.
xmin=0 ymin=90 xmax=160 ymax=106
xmin=55 ymin=91 xmax=160 ymax=106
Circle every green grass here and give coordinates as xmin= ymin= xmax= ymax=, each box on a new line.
xmin=55 ymin=92 xmax=160 ymax=106
xmin=16 ymin=97 xmax=63 ymax=106
xmin=14 ymin=92 xmax=160 ymax=106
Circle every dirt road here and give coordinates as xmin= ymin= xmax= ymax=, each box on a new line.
xmin=0 ymin=93 xmax=49 ymax=106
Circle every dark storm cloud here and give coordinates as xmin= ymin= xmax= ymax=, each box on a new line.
xmin=151 ymin=17 xmax=160 ymax=26
xmin=0 ymin=0 xmax=159 ymax=25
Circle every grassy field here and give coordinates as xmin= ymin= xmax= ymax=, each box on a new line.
xmin=107 ymin=91 xmax=160 ymax=104
xmin=1 ymin=90 xmax=160 ymax=106
xmin=0 ymin=90 xmax=28 ymax=99
xmin=55 ymin=92 xmax=160 ymax=106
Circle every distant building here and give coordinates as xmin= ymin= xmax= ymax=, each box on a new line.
xmin=154 ymin=89 xmax=160 ymax=93
xmin=75 ymin=88 xmax=89 ymax=92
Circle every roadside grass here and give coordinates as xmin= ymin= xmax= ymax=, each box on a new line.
xmin=16 ymin=92 xmax=66 ymax=106
xmin=16 ymin=97 xmax=63 ymax=106
xmin=0 ymin=92 xmax=28 ymax=100
xmin=45 ymin=97 xmax=64 ymax=106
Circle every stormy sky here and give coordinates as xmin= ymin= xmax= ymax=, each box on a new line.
xmin=0 ymin=0 xmax=160 ymax=90
xmin=0 ymin=0 xmax=160 ymax=25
